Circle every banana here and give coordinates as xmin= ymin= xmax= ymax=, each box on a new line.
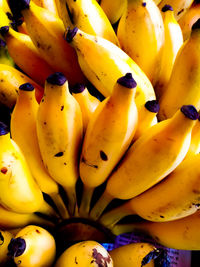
xmin=100 ymin=152 xmax=200 ymax=227
xmin=10 ymin=82 xmax=69 ymax=219
xmin=65 ymin=27 xmax=156 ymax=129
xmin=99 ymin=0 xmax=126 ymax=25
xmin=0 ymin=0 xmax=11 ymax=15
xmin=55 ymin=240 xmax=113 ymax=267
xmin=79 ymin=73 xmax=138 ymax=217
xmin=54 ymin=0 xmax=72 ymax=28
xmin=158 ymin=19 xmax=200 ymax=121
xmin=154 ymin=5 xmax=183 ymax=99
xmin=17 ymin=0 xmax=86 ymax=86
xmin=71 ymin=83 xmax=100 ymax=133
xmin=178 ymin=1 xmax=200 ymax=41
xmin=32 ymin=0 xmax=59 ymax=16
xmin=0 ymin=38 xmax=15 ymax=66
xmin=90 ymin=105 xmax=199 ymax=220
xmin=0 ymin=204 xmax=54 ymax=230
xmin=109 ymin=242 xmax=160 ymax=267
xmin=36 ymin=72 xmax=83 ymax=216
xmin=0 ymin=229 xmax=13 ymax=266
xmin=113 ymin=209 xmax=200 ymax=250
xmin=158 ymin=0 xmax=194 ymax=20
xmin=117 ymin=0 xmax=165 ymax=85
xmin=186 ymin=116 xmax=200 ymax=157
xmin=0 ymin=121 xmax=58 ymax=219
xmin=0 ymin=8 xmax=11 ymax=38
xmin=0 ymin=63 xmax=44 ymax=108
xmin=7 ymin=225 xmax=56 ymax=267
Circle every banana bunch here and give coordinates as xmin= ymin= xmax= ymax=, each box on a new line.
xmin=0 ymin=0 xmax=200 ymax=264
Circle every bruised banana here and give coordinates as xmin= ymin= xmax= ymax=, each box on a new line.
xmin=0 ymin=229 xmax=13 ymax=266
xmin=90 ymin=105 xmax=199 ymax=220
xmin=17 ymin=0 xmax=86 ymax=86
xmin=113 ymin=209 xmax=200 ymax=250
xmin=79 ymin=73 xmax=138 ymax=216
xmin=36 ymin=72 xmax=83 ymax=216
xmin=11 ymin=82 xmax=69 ymax=219
xmin=7 ymin=225 xmax=56 ymax=267
xmin=117 ymin=0 xmax=165 ymax=85
xmin=159 ymin=19 xmax=200 ymax=121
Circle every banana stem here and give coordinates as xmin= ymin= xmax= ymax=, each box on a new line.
xmin=30 ymin=213 xmax=56 ymax=229
xmin=79 ymin=185 xmax=94 ymax=218
xmin=37 ymin=199 xmax=60 ymax=220
xmin=50 ymin=192 xmax=70 ymax=219
xmin=89 ymin=191 xmax=113 ymax=220
xmin=63 ymin=185 xmax=79 ymax=217
xmin=112 ymin=223 xmax=138 ymax=236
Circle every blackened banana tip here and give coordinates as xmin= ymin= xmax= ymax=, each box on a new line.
xmin=19 ymin=82 xmax=34 ymax=91
xmin=0 ymin=122 xmax=9 ymax=136
xmin=181 ymin=105 xmax=199 ymax=120
xmin=65 ymin=27 xmax=78 ymax=43
xmin=192 ymin=18 xmax=200 ymax=31
xmin=46 ymin=72 xmax=67 ymax=86
xmin=161 ymin=4 xmax=173 ymax=12
xmin=8 ymin=238 xmax=26 ymax=257
xmin=17 ymin=0 xmax=30 ymax=11
xmin=145 ymin=100 xmax=160 ymax=113
xmin=0 ymin=38 xmax=6 ymax=47
xmin=72 ymin=83 xmax=86 ymax=94
xmin=0 ymin=26 xmax=9 ymax=36
xmin=117 ymin=73 xmax=137 ymax=88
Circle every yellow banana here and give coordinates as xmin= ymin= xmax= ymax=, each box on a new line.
xmin=18 ymin=0 xmax=86 ymax=86
xmin=10 ymin=82 xmax=69 ymax=219
xmin=55 ymin=240 xmax=113 ymax=267
xmin=109 ymin=242 xmax=160 ymax=267
xmin=90 ymin=105 xmax=199 ymax=220
xmin=0 ymin=63 xmax=43 ymax=108
xmin=158 ymin=0 xmax=194 ymax=20
xmin=178 ymin=2 xmax=200 ymax=41
xmin=117 ymin=0 xmax=165 ymax=85
xmin=7 ymin=225 xmax=56 ymax=267
xmin=158 ymin=19 xmax=200 ymax=121
xmin=0 ymin=8 xmax=11 ymax=38
xmin=0 ymin=122 xmax=58 ymax=219
xmin=36 ymin=72 xmax=83 ymax=216
xmin=186 ymin=116 xmax=200 ymax=157
xmin=0 ymin=229 xmax=13 ymax=266
xmin=54 ymin=0 xmax=72 ymax=28
xmin=113 ymin=209 xmax=200 ymax=250
xmin=32 ymin=0 xmax=59 ymax=16
xmin=99 ymin=0 xmax=126 ymax=25
xmin=154 ymin=5 xmax=183 ymax=99
xmin=0 ymin=38 xmax=14 ymax=66
xmin=100 ymin=152 xmax=200 ymax=227
xmin=79 ymin=73 xmax=138 ymax=217
xmin=71 ymin=83 xmax=100 ymax=133
xmin=0 ymin=0 xmax=11 ymax=15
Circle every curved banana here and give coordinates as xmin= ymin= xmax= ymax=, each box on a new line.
xmin=7 ymin=225 xmax=56 ymax=267
xmin=0 ymin=229 xmax=13 ymax=266
xmin=17 ymin=0 xmax=86 ymax=86
xmin=55 ymin=240 xmax=113 ymax=267
xmin=0 ymin=26 xmax=55 ymax=86
xmin=0 ymin=38 xmax=14 ymax=66
xmin=79 ymin=73 xmax=138 ymax=216
xmin=0 ymin=64 xmax=43 ymax=108
xmin=109 ymin=242 xmax=160 ymax=267
xmin=117 ymin=0 xmax=165 ymax=85
xmin=32 ymin=0 xmax=59 ymax=16
xmin=10 ymin=82 xmax=69 ymax=219
xmin=155 ymin=5 xmax=183 ymax=99
xmin=158 ymin=19 xmax=200 ymax=121
xmin=158 ymin=0 xmax=194 ymax=20
xmin=36 ymin=72 xmax=83 ymax=216
xmin=71 ymin=83 xmax=100 ymax=133
xmin=90 ymin=105 xmax=199 ymax=220
xmin=113 ymin=210 xmax=200 ymax=250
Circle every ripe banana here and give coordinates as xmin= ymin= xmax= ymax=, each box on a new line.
xmin=113 ymin=210 xmax=200 ymax=250
xmin=32 ymin=0 xmax=59 ymax=16
xmin=7 ymin=225 xmax=56 ymax=267
xmin=109 ymin=242 xmax=160 ymax=267
xmin=0 ymin=0 xmax=12 ymax=15
xmin=117 ymin=0 xmax=165 ymax=85
xmin=154 ymin=4 xmax=183 ymax=99
xmin=17 ymin=0 xmax=86 ymax=86
xmin=90 ymin=105 xmax=199 ymax=220
xmin=185 ymin=116 xmax=200 ymax=157
xmin=71 ymin=83 xmax=100 ymax=133
xmin=79 ymin=73 xmax=138 ymax=216
xmin=10 ymin=82 xmax=69 ymax=219
xmin=36 ymin=72 xmax=83 ymax=216
xmin=0 ymin=63 xmax=43 ymax=108
xmin=158 ymin=19 xmax=200 ymax=121
xmin=0 ymin=229 xmax=13 ymax=266
xmin=55 ymin=240 xmax=113 ymax=267
xmin=0 ymin=38 xmax=14 ymax=66
xmin=0 ymin=8 xmax=11 ymax=38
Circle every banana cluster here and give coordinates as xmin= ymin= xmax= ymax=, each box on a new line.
xmin=0 ymin=0 xmax=200 ymax=265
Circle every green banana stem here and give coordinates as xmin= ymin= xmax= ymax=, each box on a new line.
xmin=63 ymin=185 xmax=79 ymax=217
xmin=37 ymin=199 xmax=60 ymax=220
xmin=50 ymin=192 xmax=70 ymax=220
xmin=79 ymin=185 xmax=94 ymax=218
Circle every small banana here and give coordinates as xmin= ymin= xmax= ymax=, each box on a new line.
xmin=100 ymin=0 xmax=126 ymax=25
xmin=55 ymin=240 xmax=113 ymax=267
xmin=36 ymin=72 xmax=83 ymax=216
xmin=90 ymin=105 xmax=199 ymax=220
xmin=7 ymin=225 xmax=56 ymax=267
xmin=0 ymin=229 xmax=13 ymax=266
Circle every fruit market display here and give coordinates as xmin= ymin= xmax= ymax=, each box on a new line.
xmin=0 ymin=0 xmax=200 ymax=266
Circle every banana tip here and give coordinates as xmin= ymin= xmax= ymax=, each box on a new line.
xmin=46 ymin=72 xmax=67 ymax=86
xmin=145 ymin=100 xmax=160 ymax=113
xmin=0 ymin=26 xmax=9 ymax=36
xmin=181 ymin=105 xmax=199 ymax=120
xmin=161 ymin=5 xmax=173 ymax=12
xmin=117 ymin=73 xmax=137 ymax=88
xmin=19 ymin=83 xmax=35 ymax=91
xmin=64 ymin=27 xmax=78 ymax=43
xmin=8 ymin=237 xmax=26 ymax=257
xmin=71 ymin=83 xmax=86 ymax=94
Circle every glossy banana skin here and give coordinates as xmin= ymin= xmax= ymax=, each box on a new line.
xmin=100 ymin=0 xmax=126 ymax=25
xmin=32 ymin=0 xmax=59 ymax=16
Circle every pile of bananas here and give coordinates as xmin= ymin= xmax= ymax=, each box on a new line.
xmin=1 ymin=0 xmax=200 ymax=265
